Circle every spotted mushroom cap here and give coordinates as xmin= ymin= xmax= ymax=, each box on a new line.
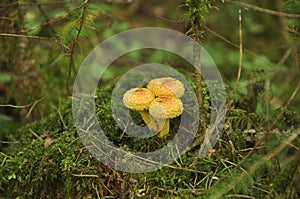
xmin=149 ymin=96 xmax=183 ymax=119
xmin=123 ymin=88 xmax=155 ymax=111
xmin=146 ymin=77 xmax=185 ymax=98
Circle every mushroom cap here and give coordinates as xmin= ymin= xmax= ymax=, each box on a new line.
xmin=147 ymin=77 xmax=185 ymax=98
xmin=123 ymin=88 xmax=155 ymax=111
xmin=149 ymin=96 xmax=183 ymax=119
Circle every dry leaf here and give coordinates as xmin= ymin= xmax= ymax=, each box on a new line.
xmin=44 ymin=137 xmax=54 ymax=148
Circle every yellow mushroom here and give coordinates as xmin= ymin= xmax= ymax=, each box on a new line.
xmin=122 ymin=88 xmax=155 ymax=127
xmin=147 ymin=77 xmax=185 ymax=98
xmin=149 ymin=96 xmax=183 ymax=137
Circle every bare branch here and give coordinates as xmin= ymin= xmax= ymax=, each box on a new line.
xmin=0 ymin=33 xmax=54 ymax=40
xmin=234 ymin=3 xmax=243 ymax=92
xmin=225 ymin=0 xmax=300 ymax=18
xmin=66 ymin=0 xmax=89 ymax=96
xmin=199 ymin=23 xmax=272 ymax=68
xmin=21 ymin=0 xmax=89 ymax=33
xmin=0 ymin=1 xmax=68 ymax=7
xmin=0 ymin=96 xmax=46 ymax=109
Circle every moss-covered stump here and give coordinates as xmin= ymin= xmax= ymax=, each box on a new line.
xmin=0 ymin=88 xmax=299 ymax=198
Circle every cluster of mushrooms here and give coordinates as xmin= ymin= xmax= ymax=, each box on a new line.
xmin=123 ymin=77 xmax=185 ymax=137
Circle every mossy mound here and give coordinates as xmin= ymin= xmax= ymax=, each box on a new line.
xmin=0 ymin=87 xmax=299 ymax=198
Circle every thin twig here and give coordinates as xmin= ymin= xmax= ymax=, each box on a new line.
xmin=225 ymin=0 xmax=300 ymax=18
xmin=0 ymin=152 xmax=12 ymax=159
xmin=58 ymin=107 xmax=67 ymax=130
xmin=0 ymin=33 xmax=54 ymax=40
xmin=33 ymin=0 xmax=56 ymax=34
xmin=0 ymin=1 xmax=67 ymax=7
xmin=234 ymin=3 xmax=243 ymax=93
xmin=1 ymin=156 xmax=7 ymax=167
xmin=72 ymin=174 xmax=99 ymax=178
xmin=0 ymin=103 xmax=32 ymax=108
xmin=0 ymin=16 xmax=15 ymax=21
xmin=25 ymin=96 xmax=46 ymax=119
xmin=0 ymin=141 xmax=18 ymax=144
xmin=277 ymin=43 xmax=297 ymax=66
xmin=199 ymin=23 xmax=272 ymax=68
xmin=264 ymin=78 xmax=270 ymax=127
xmin=0 ymin=96 xmax=45 ymax=109
xmin=29 ymin=129 xmax=43 ymax=141
xmin=0 ymin=33 xmax=69 ymax=50
xmin=225 ymin=194 xmax=255 ymax=199
xmin=21 ymin=0 xmax=89 ymax=33
xmin=66 ymin=0 xmax=89 ymax=96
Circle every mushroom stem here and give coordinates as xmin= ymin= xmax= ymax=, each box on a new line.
xmin=157 ymin=119 xmax=170 ymax=138
xmin=139 ymin=110 xmax=152 ymax=126
xmin=140 ymin=111 xmax=163 ymax=133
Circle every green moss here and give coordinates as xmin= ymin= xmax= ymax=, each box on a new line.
xmin=0 ymin=86 xmax=298 ymax=198
xmin=272 ymin=165 xmax=294 ymax=193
